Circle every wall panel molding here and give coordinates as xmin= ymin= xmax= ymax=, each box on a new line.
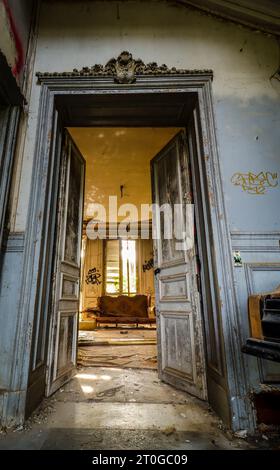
xmin=243 ymin=262 xmax=280 ymax=384
xmin=3 ymin=232 xmax=25 ymax=253
xmin=231 ymin=231 xmax=280 ymax=253
xmin=244 ymin=262 xmax=280 ymax=295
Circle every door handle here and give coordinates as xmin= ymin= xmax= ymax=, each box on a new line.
xmin=154 ymin=268 xmax=161 ymax=276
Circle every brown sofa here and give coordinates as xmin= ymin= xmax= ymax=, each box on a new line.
xmin=92 ymin=294 xmax=156 ymax=327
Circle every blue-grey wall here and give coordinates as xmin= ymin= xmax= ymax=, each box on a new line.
xmin=216 ymin=97 xmax=280 ymax=231
xmin=1 ymin=0 xmax=279 ymax=427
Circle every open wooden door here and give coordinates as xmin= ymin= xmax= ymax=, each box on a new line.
xmin=46 ymin=131 xmax=85 ymax=396
xmin=151 ymin=131 xmax=207 ymax=399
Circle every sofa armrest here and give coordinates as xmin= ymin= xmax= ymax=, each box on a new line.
xmin=81 ymin=307 xmax=102 ymax=321
xmin=148 ymin=305 xmax=156 ymax=318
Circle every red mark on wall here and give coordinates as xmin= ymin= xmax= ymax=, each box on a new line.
xmin=2 ymin=0 xmax=24 ymax=77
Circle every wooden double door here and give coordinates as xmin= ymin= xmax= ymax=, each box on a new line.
xmin=45 ymin=130 xmax=207 ymax=402
xmin=27 ymin=123 xmax=229 ymax=428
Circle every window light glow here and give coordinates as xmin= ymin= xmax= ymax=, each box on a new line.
xmin=81 ymin=384 xmax=94 ymax=394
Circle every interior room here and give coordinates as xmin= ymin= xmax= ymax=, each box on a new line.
xmin=68 ymin=127 xmax=181 ymax=371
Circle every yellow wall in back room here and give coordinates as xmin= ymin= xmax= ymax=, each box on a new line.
xmin=68 ymin=127 xmax=182 ymax=221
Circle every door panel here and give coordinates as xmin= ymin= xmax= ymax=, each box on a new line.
xmin=187 ymin=109 xmax=230 ymax=424
xmin=0 ymin=106 xmax=19 ymax=253
xmin=46 ymin=132 xmax=85 ymax=396
xmin=151 ymin=131 xmax=207 ymax=399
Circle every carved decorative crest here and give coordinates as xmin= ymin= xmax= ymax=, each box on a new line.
xmin=36 ymin=51 xmax=213 ymax=83
xmin=107 ymin=51 xmax=139 ymax=83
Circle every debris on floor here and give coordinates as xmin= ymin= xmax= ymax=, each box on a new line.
xmin=234 ymin=429 xmax=248 ymax=439
xmin=163 ymin=426 xmax=176 ymax=436
xmin=78 ymin=327 xmax=157 ymax=368
xmin=78 ymin=345 xmax=157 ymax=369
xmin=0 ymin=367 xmax=278 ymax=450
xmin=96 ymin=386 xmax=124 ymax=398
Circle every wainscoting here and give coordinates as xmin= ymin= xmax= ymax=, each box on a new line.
xmin=231 ymin=231 xmax=280 ymax=388
xmin=0 ymin=233 xmax=25 ymax=390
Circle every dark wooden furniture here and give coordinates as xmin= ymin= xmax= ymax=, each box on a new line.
xmin=242 ymin=286 xmax=280 ymax=362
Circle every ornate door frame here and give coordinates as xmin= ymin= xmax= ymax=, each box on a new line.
xmin=6 ymin=52 xmax=255 ymax=431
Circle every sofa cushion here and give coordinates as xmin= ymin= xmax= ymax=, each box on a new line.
xmin=98 ymin=295 xmax=148 ymax=318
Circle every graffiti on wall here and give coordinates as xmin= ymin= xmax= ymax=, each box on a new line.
xmin=143 ymin=258 xmax=154 ymax=272
xmin=2 ymin=0 xmax=24 ymax=78
xmin=231 ymin=171 xmax=278 ymax=195
xmin=86 ymin=267 xmax=101 ymax=285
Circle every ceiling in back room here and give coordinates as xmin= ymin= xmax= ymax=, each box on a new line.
xmin=68 ymin=127 xmax=182 ymax=222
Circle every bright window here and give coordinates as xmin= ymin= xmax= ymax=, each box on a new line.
xmin=105 ymin=239 xmax=137 ymax=295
